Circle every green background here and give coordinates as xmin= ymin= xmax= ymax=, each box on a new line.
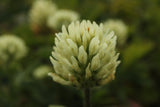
xmin=0 ymin=0 xmax=160 ymax=106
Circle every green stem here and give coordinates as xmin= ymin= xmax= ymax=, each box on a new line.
xmin=83 ymin=87 xmax=91 ymax=107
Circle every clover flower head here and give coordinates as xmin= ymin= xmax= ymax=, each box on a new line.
xmin=29 ymin=0 xmax=57 ymax=26
xmin=33 ymin=65 xmax=52 ymax=79
xmin=49 ymin=20 xmax=120 ymax=88
xmin=0 ymin=34 xmax=28 ymax=63
xmin=104 ymin=19 xmax=128 ymax=46
xmin=47 ymin=9 xmax=80 ymax=30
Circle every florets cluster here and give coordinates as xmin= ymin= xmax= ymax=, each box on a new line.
xmin=0 ymin=34 xmax=28 ymax=63
xmin=49 ymin=20 xmax=120 ymax=88
xmin=29 ymin=0 xmax=57 ymax=26
xmin=104 ymin=19 xmax=128 ymax=46
xmin=47 ymin=10 xmax=79 ymax=29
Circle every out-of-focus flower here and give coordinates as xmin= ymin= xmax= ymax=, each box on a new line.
xmin=49 ymin=20 xmax=120 ymax=88
xmin=48 ymin=105 xmax=65 ymax=107
xmin=47 ymin=9 xmax=80 ymax=30
xmin=33 ymin=65 xmax=52 ymax=79
xmin=104 ymin=19 xmax=128 ymax=46
xmin=29 ymin=0 xmax=57 ymax=27
xmin=0 ymin=34 xmax=28 ymax=63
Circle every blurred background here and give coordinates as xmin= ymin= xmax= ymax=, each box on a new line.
xmin=0 ymin=0 xmax=160 ymax=107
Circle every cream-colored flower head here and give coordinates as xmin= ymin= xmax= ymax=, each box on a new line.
xmin=49 ymin=20 xmax=120 ymax=88
xmin=47 ymin=9 xmax=80 ymax=30
xmin=104 ymin=19 xmax=128 ymax=46
xmin=0 ymin=34 xmax=28 ymax=63
xmin=33 ymin=65 xmax=52 ymax=79
xmin=29 ymin=0 xmax=57 ymax=26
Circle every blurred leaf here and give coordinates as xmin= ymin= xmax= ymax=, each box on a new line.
xmin=79 ymin=1 xmax=106 ymax=20
xmin=122 ymin=39 xmax=154 ymax=69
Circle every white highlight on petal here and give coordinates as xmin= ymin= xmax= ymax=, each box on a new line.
xmin=89 ymin=36 xmax=100 ymax=56
xmin=48 ymin=73 xmax=71 ymax=85
xmin=78 ymin=46 xmax=87 ymax=65
xmin=71 ymin=56 xmax=81 ymax=73
xmin=67 ymin=39 xmax=78 ymax=56
xmin=85 ymin=63 xmax=92 ymax=79
xmin=91 ymin=54 xmax=100 ymax=71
